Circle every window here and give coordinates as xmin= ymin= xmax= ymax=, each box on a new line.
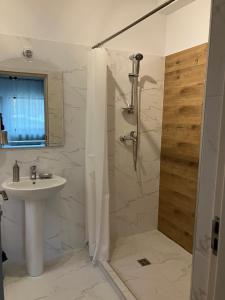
xmin=0 ymin=74 xmax=46 ymax=148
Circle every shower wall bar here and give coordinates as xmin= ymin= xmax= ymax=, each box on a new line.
xmin=92 ymin=0 xmax=177 ymax=49
xmin=120 ymin=53 xmax=143 ymax=171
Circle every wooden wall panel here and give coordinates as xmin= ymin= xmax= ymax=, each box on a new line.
xmin=158 ymin=44 xmax=208 ymax=253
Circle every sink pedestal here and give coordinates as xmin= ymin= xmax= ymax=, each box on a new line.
xmin=25 ymin=199 xmax=45 ymax=277
xmin=2 ymin=175 xmax=66 ymax=277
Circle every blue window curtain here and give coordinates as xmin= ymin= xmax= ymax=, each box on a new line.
xmin=0 ymin=77 xmax=45 ymax=146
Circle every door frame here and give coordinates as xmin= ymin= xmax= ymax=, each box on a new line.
xmin=206 ymin=85 xmax=225 ymax=300
xmin=191 ymin=0 xmax=225 ymax=299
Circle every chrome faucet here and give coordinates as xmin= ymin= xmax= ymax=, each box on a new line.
xmin=30 ymin=165 xmax=37 ymax=180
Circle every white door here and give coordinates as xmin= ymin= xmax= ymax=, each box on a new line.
xmin=208 ymin=97 xmax=225 ymax=299
xmin=191 ymin=0 xmax=225 ymax=299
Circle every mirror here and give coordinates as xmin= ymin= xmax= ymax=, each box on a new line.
xmin=0 ymin=60 xmax=64 ymax=149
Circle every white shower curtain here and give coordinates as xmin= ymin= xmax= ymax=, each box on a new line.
xmin=85 ymin=48 xmax=109 ymax=262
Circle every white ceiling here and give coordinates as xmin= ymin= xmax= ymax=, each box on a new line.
xmin=157 ymin=0 xmax=196 ymax=15
xmin=0 ymin=0 xmax=210 ymax=55
xmin=0 ymin=0 xmax=166 ymax=53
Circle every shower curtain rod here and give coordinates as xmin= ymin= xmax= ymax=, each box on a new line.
xmin=92 ymin=0 xmax=176 ymax=49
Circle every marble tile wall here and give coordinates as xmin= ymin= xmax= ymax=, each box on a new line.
xmin=0 ymin=36 xmax=165 ymax=265
xmin=0 ymin=34 xmax=88 ymax=264
xmin=106 ymin=49 xmax=165 ymax=241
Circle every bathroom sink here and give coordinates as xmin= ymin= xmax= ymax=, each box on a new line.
xmin=1 ymin=175 xmax=66 ymax=277
xmin=2 ymin=175 xmax=66 ymax=201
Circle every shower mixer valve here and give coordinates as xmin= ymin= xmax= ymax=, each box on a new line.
xmin=120 ymin=131 xmax=137 ymax=143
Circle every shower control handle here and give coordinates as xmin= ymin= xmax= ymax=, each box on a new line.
xmin=120 ymin=131 xmax=137 ymax=143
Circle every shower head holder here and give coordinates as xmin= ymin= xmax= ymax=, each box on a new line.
xmin=122 ymin=104 xmax=135 ymax=114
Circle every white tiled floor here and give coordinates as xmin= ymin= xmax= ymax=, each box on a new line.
xmin=4 ymin=248 xmax=119 ymax=300
xmin=110 ymin=230 xmax=192 ymax=300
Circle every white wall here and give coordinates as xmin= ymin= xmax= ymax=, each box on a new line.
xmin=0 ymin=0 xmax=166 ymax=55
xmin=0 ymin=0 xmax=113 ymax=46
xmin=0 ymin=0 xmax=211 ymax=55
xmin=100 ymin=0 xmax=166 ymax=55
xmin=165 ymin=0 xmax=212 ymax=55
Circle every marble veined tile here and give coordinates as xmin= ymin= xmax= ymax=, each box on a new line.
xmin=4 ymin=248 xmax=119 ymax=300
xmin=110 ymin=230 xmax=192 ymax=300
xmin=107 ymin=49 xmax=165 ymax=241
xmin=0 ymin=34 xmax=88 ymax=264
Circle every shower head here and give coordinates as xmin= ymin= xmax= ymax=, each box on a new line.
xmin=129 ymin=53 xmax=144 ymax=61
xmin=129 ymin=53 xmax=143 ymax=76
xmin=135 ymin=53 xmax=143 ymax=61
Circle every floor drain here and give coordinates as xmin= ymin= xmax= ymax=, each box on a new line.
xmin=137 ymin=258 xmax=151 ymax=266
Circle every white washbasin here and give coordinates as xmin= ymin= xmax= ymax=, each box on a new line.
xmin=1 ymin=175 xmax=66 ymax=277
xmin=2 ymin=175 xmax=66 ymax=201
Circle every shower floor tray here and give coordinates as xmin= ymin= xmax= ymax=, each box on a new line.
xmin=109 ymin=230 xmax=192 ymax=300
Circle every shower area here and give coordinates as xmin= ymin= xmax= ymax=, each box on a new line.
xmin=105 ymin=43 xmax=207 ymax=300
xmin=85 ymin=1 xmax=209 ymax=300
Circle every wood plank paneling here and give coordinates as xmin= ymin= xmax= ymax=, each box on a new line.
xmin=158 ymin=44 xmax=208 ymax=253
